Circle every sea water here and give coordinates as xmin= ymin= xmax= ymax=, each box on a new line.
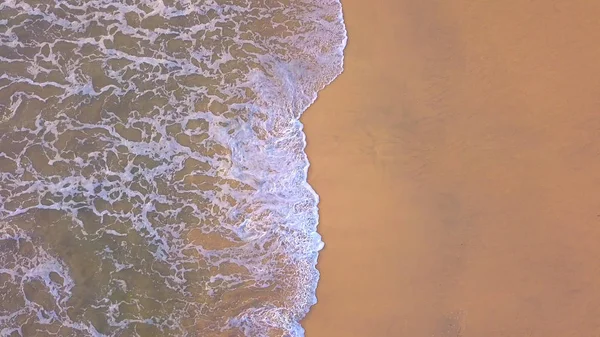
xmin=0 ymin=0 xmax=346 ymax=336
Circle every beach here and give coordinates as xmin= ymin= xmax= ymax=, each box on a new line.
xmin=302 ymin=0 xmax=600 ymax=336
xmin=2 ymin=0 xmax=600 ymax=335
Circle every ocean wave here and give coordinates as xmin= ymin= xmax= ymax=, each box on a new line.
xmin=0 ymin=0 xmax=346 ymax=336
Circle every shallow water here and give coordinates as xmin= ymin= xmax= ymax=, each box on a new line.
xmin=0 ymin=1 xmax=346 ymax=336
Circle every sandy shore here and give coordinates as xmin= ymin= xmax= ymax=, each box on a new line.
xmin=301 ymin=0 xmax=600 ymax=336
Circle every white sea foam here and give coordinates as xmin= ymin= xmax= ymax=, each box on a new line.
xmin=0 ymin=0 xmax=346 ymax=335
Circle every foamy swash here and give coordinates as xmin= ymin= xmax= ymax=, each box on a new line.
xmin=0 ymin=0 xmax=346 ymax=336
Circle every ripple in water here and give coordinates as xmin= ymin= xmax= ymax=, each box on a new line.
xmin=0 ymin=0 xmax=346 ymax=336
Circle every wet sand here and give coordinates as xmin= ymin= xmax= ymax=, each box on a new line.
xmin=301 ymin=0 xmax=600 ymax=336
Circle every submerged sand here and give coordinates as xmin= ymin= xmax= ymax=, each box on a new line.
xmin=302 ymin=0 xmax=600 ymax=336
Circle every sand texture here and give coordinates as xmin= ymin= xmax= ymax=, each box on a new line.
xmin=301 ymin=1 xmax=600 ymax=336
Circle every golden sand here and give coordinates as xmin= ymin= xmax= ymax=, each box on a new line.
xmin=302 ymin=0 xmax=600 ymax=336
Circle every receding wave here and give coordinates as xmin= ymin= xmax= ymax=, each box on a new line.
xmin=0 ymin=0 xmax=346 ymax=336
